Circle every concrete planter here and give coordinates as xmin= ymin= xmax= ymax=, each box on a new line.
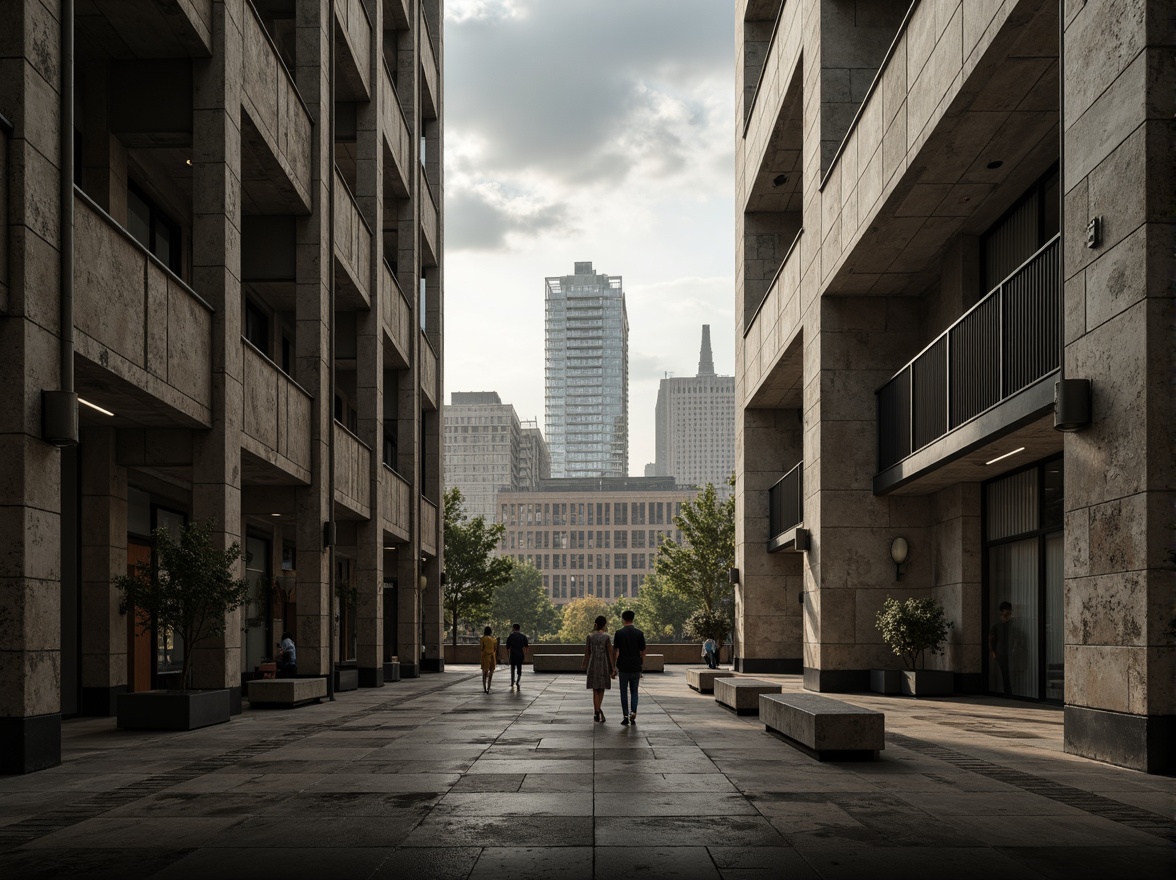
xmin=870 ymin=669 xmax=903 ymax=695
xmin=901 ymin=670 xmax=954 ymax=697
xmin=334 ymin=667 xmax=359 ymax=692
xmin=117 ymin=689 xmax=231 ymax=731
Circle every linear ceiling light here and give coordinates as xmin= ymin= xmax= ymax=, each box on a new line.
xmin=985 ymin=447 xmax=1025 ymax=466
xmin=78 ymin=397 xmax=115 ymax=417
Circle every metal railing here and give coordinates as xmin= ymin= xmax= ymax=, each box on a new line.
xmin=876 ymin=234 xmax=1060 ymax=471
xmin=768 ymin=462 xmax=803 ymax=540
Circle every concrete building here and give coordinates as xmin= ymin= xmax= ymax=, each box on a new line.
xmin=443 ymin=392 xmax=548 ymax=522
xmin=544 ymin=262 xmax=629 ymax=478
xmin=734 ymin=0 xmax=1173 ymax=772
xmin=0 ymin=0 xmax=445 ymax=773
xmin=497 ymin=478 xmax=693 ymax=606
xmin=653 ymin=325 xmax=735 ymax=492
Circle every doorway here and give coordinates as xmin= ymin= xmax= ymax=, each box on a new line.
xmin=983 ymin=457 xmax=1064 ymax=701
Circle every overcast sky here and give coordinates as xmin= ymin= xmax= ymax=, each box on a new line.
xmin=443 ymin=0 xmax=735 ymax=474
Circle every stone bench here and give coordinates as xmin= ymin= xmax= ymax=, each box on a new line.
xmin=246 ymin=677 xmax=327 ymax=709
xmin=532 ymin=654 xmax=665 ymax=673
xmin=760 ymin=693 xmax=884 ymax=761
xmin=687 ymin=667 xmax=736 ymax=693
xmin=714 ymin=678 xmax=781 ymax=714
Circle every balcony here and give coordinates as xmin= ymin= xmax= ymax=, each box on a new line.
xmin=419 ymin=9 xmax=439 ymax=120
xmin=875 ymin=236 xmax=1060 ymax=486
xmin=73 ymin=189 xmax=212 ymax=426
xmin=767 ymin=462 xmax=807 ymax=553
xmin=334 ymin=422 xmax=372 ymax=519
xmin=420 ymin=177 xmax=439 ymax=265
xmin=381 ymin=61 xmax=411 ymax=194
xmin=334 ymin=170 xmax=373 ymax=307
xmin=420 ymin=330 xmax=438 ymax=410
xmin=241 ymin=340 xmax=313 ymax=483
xmin=381 ymin=465 xmax=411 ymax=540
xmin=381 ymin=261 xmax=412 ymax=366
xmin=420 ymin=496 xmax=438 ymax=556
xmin=334 ymin=0 xmax=372 ymax=101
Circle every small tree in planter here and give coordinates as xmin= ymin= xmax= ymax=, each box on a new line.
xmin=875 ymin=596 xmax=954 ymax=696
xmin=683 ymin=605 xmax=733 ymax=661
xmin=113 ymin=520 xmax=250 ymax=729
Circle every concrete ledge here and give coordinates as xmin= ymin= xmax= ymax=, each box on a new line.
xmin=761 ymin=693 xmax=884 ymax=761
xmin=533 ymin=654 xmax=665 ymax=673
xmin=246 ymin=677 xmax=327 ymax=708
xmin=335 ymin=667 xmax=359 ymax=692
xmin=533 ymin=654 xmax=583 ymax=672
xmin=687 ymin=668 xmax=736 ymax=693
xmin=714 ymin=678 xmax=781 ymax=714
xmin=117 ymin=690 xmax=232 ymax=730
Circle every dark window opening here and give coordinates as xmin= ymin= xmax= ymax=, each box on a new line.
xmin=127 ymin=181 xmax=182 ymax=276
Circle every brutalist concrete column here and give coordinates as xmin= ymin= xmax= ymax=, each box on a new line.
xmin=735 ymin=407 xmax=804 ymax=673
xmin=78 ymin=428 xmax=128 ymax=715
xmin=189 ymin=0 xmax=245 ymax=703
xmin=0 ymin=0 xmax=64 ymax=773
xmin=806 ymin=295 xmax=929 ymax=692
xmin=397 ymin=550 xmax=421 ymax=678
xmin=1060 ymin=0 xmax=1175 ymax=773
xmin=354 ymin=2 xmax=385 ymax=687
xmin=292 ymin=0 xmax=333 ymax=676
xmin=930 ymin=483 xmax=983 ymax=690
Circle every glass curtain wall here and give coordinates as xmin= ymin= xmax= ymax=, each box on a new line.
xmin=984 ymin=457 xmax=1064 ymax=701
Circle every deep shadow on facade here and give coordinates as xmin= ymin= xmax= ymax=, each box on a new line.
xmin=734 ymin=0 xmax=1173 ymax=773
xmin=0 ymin=0 xmax=445 ymax=773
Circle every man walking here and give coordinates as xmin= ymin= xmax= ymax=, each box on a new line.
xmin=505 ymin=623 xmax=529 ymax=689
xmin=612 ymin=609 xmax=646 ymax=725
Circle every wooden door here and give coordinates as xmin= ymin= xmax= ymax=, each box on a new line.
xmin=126 ymin=541 xmax=153 ymax=692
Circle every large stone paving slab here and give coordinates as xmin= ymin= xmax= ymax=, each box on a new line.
xmin=0 ymin=668 xmax=1170 ymax=879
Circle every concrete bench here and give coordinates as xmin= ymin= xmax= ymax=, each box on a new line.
xmin=246 ymin=677 xmax=327 ymax=709
xmin=532 ymin=654 xmax=665 ymax=673
xmin=687 ymin=667 xmax=736 ymax=693
xmin=760 ymin=693 xmax=884 ymax=761
xmin=714 ymin=678 xmax=781 ymax=714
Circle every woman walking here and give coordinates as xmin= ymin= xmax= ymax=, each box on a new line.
xmin=581 ymin=615 xmax=616 ymax=722
xmin=479 ymin=626 xmax=498 ymax=693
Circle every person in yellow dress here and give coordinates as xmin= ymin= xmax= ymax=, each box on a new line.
xmin=479 ymin=626 xmax=499 ymax=693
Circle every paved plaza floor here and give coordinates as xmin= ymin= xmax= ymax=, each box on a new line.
xmin=0 ymin=668 xmax=1172 ymax=879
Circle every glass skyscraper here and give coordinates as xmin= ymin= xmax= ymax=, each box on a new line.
xmin=545 ymin=262 xmax=628 ymax=477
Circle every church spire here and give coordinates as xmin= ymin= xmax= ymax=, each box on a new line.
xmin=697 ymin=325 xmax=715 ymax=377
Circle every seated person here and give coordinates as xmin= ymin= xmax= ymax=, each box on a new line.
xmin=276 ymin=631 xmax=297 ymax=678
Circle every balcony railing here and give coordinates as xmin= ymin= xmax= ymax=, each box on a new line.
xmin=767 ymin=462 xmax=806 ymax=553
xmin=876 ymin=234 xmax=1060 ymax=472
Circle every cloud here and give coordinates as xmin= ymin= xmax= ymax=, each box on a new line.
xmin=447 ymin=184 xmax=574 ymax=252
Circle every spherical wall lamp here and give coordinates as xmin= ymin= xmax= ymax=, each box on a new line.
xmin=890 ymin=537 xmax=909 ymax=581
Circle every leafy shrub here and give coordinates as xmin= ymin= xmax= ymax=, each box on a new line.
xmin=875 ymin=596 xmax=953 ymax=670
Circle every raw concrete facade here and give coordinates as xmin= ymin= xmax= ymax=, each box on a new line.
xmin=443 ymin=392 xmax=549 ymax=522
xmin=0 ymin=0 xmax=445 ymax=773
xmin=652 ymin=325 xmax=736 ymax=494
xmin=734 ymin=0 xmax=1173 ymax=772
xmin=496 ymin=477 xmax=691 ymax=606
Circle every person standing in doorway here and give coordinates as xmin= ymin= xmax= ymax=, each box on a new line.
xmin=613 ymin=609 xmax=646 ymax=725
xmin=479 ymin=626 xmax=498 ymax=694
xmin=989 ymin=601 xmax=1014 ymax=696
xmin=505 ymin=623 xmax=530 ymax=689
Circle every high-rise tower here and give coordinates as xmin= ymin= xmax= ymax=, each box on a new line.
xmin=653 ymin=326 xmax=734 ymax=491
xmin=545 ymin=262 xmax=629 ymax=477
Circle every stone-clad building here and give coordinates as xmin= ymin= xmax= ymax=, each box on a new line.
xmin=496 ymin=478 xmax=691 ymax=606
xmin=0 ymin=0 xmax=445 ymax=773
xmin=443 ymin=392 xmax=549 ymax=522
xmin=734 ymin=0 xmax=1173 ymax=772
xmin=652 ymin=325 xmax=735 ymax=493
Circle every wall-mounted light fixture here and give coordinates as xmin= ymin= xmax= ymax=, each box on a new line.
xmin=323 ymin=521 xmax=336 ymax=548
xmin=419 ymin=575 xmax=427 ymax=591
xmin=728 ymin=567 xmax=740 ymax=584
xmin=1054 ymin=379 xmax=1092 ymax=432
xmin=890 ymin=537 xmax=909 ymax=581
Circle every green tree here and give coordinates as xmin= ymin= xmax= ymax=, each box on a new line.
xmin=443 ymin=487 xmax=512 ymax=647
xmin=555 ymin=596 xmax=611 ymax=644
xmin=631 ymin=571 xmax=693 ymax=642
xmin=655 ymin=482 xmax=735 ymax=648
xmin=875 ymin=596 xmax=954 ymax=669
xmin=487 ymin=560 xmax=561 ymax=641
xmin=113 ymin=519 xmax=251 ymax=691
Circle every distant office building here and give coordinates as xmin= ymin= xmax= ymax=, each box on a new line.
xmin=545 ymin=262 xmax=629 ymax=478
xmin=497 ymin=477 xmax=693 ymax=606
xmin=653 ymin=326 xmax=735 ymax=492
xmin=444 ymin=393 xmax=549 ymax=522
